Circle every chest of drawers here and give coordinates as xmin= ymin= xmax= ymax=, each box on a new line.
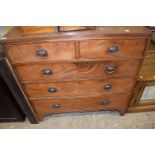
xmin=0 ymin=26 xmax=151 ymax=122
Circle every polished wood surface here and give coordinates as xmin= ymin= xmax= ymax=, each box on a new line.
xmin=128 ymin=104 xmax=155 ymax=113
xmin=6 ymin=41 xmax=75 ymax=63
xmin=128 ymin=81 xmax=155 ymax=113
xmin=138 ymin=41 xmax=155 ymax=81
xmin=59 ymin=26 xmax=96 ymax=32
xmin=0 ymin=27 xmax=151 ymax=44
xmin=23 ymin=78 xmax=134 ymax=98
xmin=138 ymin=65 xmax=155 ymax=81
xmin=31 ymin=93 xmax=130 ymax=120
xmin=19 ymin=26 xmax=57 ymax=34
xmin=80 ymin=39 xmax=146 ymax=59
xmin=5 ymin=38 xmax=147 ymax=64
xmin=128 ymin=40 xmax=155 ymax=113
xmin=15 ymin=60 xmax=140 ymax=82
xmin=0 ymin=27 xmax=151 ymax=121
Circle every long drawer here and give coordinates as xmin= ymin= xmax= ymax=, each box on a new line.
xmin=15 ymin=60 xmax=141 ymax=82
xmin=79 ymin=39 xmax=146 ymax=59
xmin=31 ymin=93 xmax=130 ymax=119
xmin=23 ymin=78 xmax=135 ymax=98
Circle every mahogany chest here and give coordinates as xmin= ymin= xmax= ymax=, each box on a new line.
xmin=0 ymin=26 xmax=151 ymax=122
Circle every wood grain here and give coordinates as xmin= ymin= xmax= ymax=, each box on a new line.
xmin=128 ymin=45 xmax=155 ymax=113
xmin=31 ymin=93 xmax=130 ymax=120
xmin=19 ymin=26 xmax=57 ymax=34
xmin=0 ymin=27 xmax=151 ymax=44
xmin=59 ymin=26 xmax=96 ymax=32
xmin=6 ymin=41 xmax=75 ymax=63
xmin=138 ymin=50 xmax=155 ymax=81
xmin=127 ymin=104 xmax=155 ymax=113
xmin=80 ymin=39 xmax=146 ymax=59
xmin=0 ymin=26 xmax=151 ymax=121
xmin=15 ymin=60 xmax=141 ymax=82
xmin=23 ymin=78 xmax=135 ymax=98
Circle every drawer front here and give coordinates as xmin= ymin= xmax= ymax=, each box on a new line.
xmin=24 ymin=78 xmax=134 ymax=98
xmin=79 ymin=39 xmax=146 ymax=58
xmin=15 ymin=60 xmax=140 ymax=82
xmin=6 ymin=41 xmax=75 ymax=63
xmin=31 ymin=94 xmax=130 ymax=116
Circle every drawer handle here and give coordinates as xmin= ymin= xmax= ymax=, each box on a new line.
xmin=52 ymin=103 xmax=61 ymax=109
xmin=101 ymin=100 xmax=110 ymax=106
xmin=36 ymin=49 xmax=48 ymax=58
xmin=107 ymin=45 xmax=119 ymax=53
xmin=105 ymin=66 xmax=117 ymax=73
xmin=104 ymin=84 xmax=112 ymax=90
xmin=48 ymin=87 xmax=57 ymax=93
xmin=42 ymin=69 xmax=53 ymax=75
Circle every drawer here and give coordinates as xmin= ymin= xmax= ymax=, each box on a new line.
xmin=79 ymin=39 xmax=146 ymax=59
xmin=6 ymin=41 xmax=75 ymax=63
xmin=31 ymin=93 xmax=130 ymax=119
xmin=15 ymin=60 xmax=140 ymax=82
xmin=24 ymin=78 xmax=135 ymax=98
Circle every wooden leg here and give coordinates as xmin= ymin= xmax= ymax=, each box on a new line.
xmin=37 ymin=115 xmax=44 ymax=122
xmin=118 ymin=109 xmax=126 ymax=116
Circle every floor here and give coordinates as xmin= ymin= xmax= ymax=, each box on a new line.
xmin=0 ymin=111 xmax=155 ymax=129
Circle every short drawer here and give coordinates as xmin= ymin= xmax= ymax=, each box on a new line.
xmin=79 ymin=39 xmax=146 ymax=59
xmin=31 ymin=93 xmax=130 ymax=119
xmin=6 ymin=41 xmax=75 ymax=63
xmin=23 ymin=78 xmax=135 ymax=98
xmin=15 ymin=60 xmax=140 ymax=82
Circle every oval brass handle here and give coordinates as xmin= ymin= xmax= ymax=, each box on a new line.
xmin=42 ymin=69 xmax=53 ymax=75
xmin=36 ymin=49 xmax=48 ymax=58
xmin=52 ymin=103 xmax=61 ymax=109
xmin=101 ymin=100 xmax=110 ymax=106
xmin=107 ymin=45 xmax=119 ymax=53
xmin=104 ymin=84 xmax=112 ymax=90
xmin=105 ymin=66 xmax=117 ymax=73
xmin=48 ymin=87 xmax=57 ymax=93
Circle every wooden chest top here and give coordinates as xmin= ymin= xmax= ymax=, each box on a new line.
xmin=0 ymin=26 xmax=151 ymax=44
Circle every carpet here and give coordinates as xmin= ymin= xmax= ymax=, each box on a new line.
xmin=0 ymin=111 xmax=155 ymax=129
